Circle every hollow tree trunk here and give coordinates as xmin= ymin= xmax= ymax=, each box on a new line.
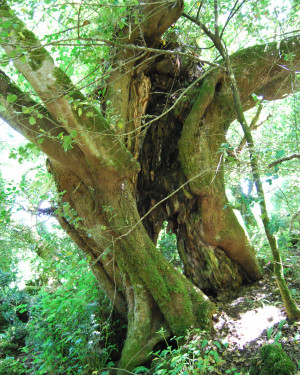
xmin=137 ymin=68 xmax=262 ymax=295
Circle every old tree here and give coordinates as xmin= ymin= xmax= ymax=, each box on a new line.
xmin=0 ymin=0 xmax=299 ymax=369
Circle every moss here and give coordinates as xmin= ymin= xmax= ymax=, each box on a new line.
xmin=182 ymin=186 xmax=193 ymax=199
xmin=0 ymin=5 xmax=50 ymax=72
xmin=53 ymin=67 xmax=87 ymax=103
xmin=178 ymin=73 xmax=221 ymax=195
xmin=250 ymin=344 xmax=296 ymax=375
xmin=53 ymin=67 xmax=72 ymax=87
xmin=17 ymin=30 xmax=49 ymax=71
xmin=18 ymin=29 xmax=38 ymax=44
xmin=27 ymin=47 xmax=48 ymax=71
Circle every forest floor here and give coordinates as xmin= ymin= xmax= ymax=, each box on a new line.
xmin=196 ymin=256 xmax=300 ymax=374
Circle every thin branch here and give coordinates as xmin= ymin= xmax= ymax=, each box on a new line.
xmin=26 ymin=36 xmax=225 ymax=70
xmin=235 ymin=103 xmax=262 ymax=152
xmin=196 ymin=0 xmax=204 ymax=19
xmin=220 ymin=0 xmax=248 ymax=39
xmin=214 ymin=0 xmax=219 ymax=37
xmin=268 ymin=153 xmax=300 ymax=168
xmin=225 ymin=106 xmax=269 ymax=163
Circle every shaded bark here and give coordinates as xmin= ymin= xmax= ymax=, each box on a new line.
xmin=137 ymin=73 xmax=260 ymax=294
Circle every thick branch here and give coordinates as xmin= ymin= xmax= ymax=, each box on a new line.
xmin=205 ymin=35 xmax=300 ymax=128
xmin=268 ymin=153 xmax=300 ymax=168
xmin=0 ymin=1 xmax=139 ymax=180
xmin=178 ymin=69 xmax=221 ymax=194
xmin=57 ymin=215 xmax=127 ymax=315
xmin=230 ymin=36 xmax=300 ymax=103
xmin=0 ymin=70 xmax=88 ymax=169
xmin=183 ymin=11 xmax=300 ymax=317
xmin=128 ymin=0 xmax=184 ymax=44
xmin=218 ymin=38 xmax=300 ymax=319
xmin=183 ymin=11 xmax=299 ymax=124
xmin=104 ymin=0 xmax=184 ymax=131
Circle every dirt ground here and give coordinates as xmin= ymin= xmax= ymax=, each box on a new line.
xmin=194 ymin=264 xmax=300 ymax=374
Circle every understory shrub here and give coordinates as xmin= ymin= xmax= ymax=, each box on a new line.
xmin=23 ymin=257 xmax=116 ymax=374
xmin=141 ymin=329 xmax=228 ymax=375
xmin=250 ymin=344 xmax=296 ymax=375
xmin=0 ymin=357 xmax=27 ymax=375
xmin=0 ymin=270 xmax=29 ymax=358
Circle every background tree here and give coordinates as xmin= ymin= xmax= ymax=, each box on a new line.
xmin=0 ymin=0 xmax=299 ymax=369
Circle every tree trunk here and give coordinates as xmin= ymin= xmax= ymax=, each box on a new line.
xmin=46 ymin=158 xmax=215 ymax=370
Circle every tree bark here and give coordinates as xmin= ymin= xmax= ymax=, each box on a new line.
xmin=46 ymin=160 xmax=215 ymax=369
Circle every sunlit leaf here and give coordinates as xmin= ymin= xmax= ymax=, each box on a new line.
xmin=7 ymin=94 xmax=18 ymax=103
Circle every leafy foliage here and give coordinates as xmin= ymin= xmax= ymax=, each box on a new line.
xmin=0 ymin=269 xmax=29 ymax=365
xmin=147 ymin=329 xmax=229 ymax=375
xmin=23 ymin=256 xmax=115 ymax=375
xmin=0 ymin=150 xmax=117 ymax=373
xmin=0 ymin=357 xmax=27 ymax=375
xmin=250 ymin=344 xmax=296 ymax=375
xmin=157 ymin=222 xmax=182 ymax=271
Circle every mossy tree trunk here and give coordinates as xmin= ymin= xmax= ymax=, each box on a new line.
xmin=47 ymin=163 xmax=215 ymax=369
xmin=1 ymin=0 xmax=300 ymax=369
xmin=187 ymin=7 xmax=300 ymax=319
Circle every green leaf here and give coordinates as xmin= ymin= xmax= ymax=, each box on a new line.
xmin=213 ymin=350 xmax=219 ymax=362
xmin=133 ymin=366 xmax=149 ymax=374
xmin=267 ymin=326 xmax=273 ymax=339
xmin=274 ymin=331 xmax=282 ymax=342
xmin=22 ymin=107 xmax=31 ymax=114
xmin=86 ymin=111 xmax=94 ymax=117
xmin=214 ymin=340 xmax=222 ymax=349
xmin=275 ymin=149 xmax=285 ymax=159
xmin=0 ymin=103 xmax=5 ymax=112
xmin=222 ymin=341 xmax=228 ymax=348
xmin=19 ymin=55 xmax=27 ymax=64
xmin=70 ymin=130 xmax=77 ymax=138
xmin=201 ymin=339 xmax=208 ymax=349
xmin=278 ymin=319 xmax=286 ymax=330
xmin=1 ymin=21 xmax=11 ymax=28
xmin=29 ymin=116 xmax=36 ymax=125
xmin=7 ymin=94 xmax=18 ymax=103
xmin=78 ymin=107 xmax=82 ymax=116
